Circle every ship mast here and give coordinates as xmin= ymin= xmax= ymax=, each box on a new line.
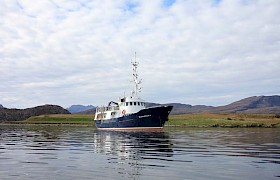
xmin=131 ymin=52 xmax=142 ymax=97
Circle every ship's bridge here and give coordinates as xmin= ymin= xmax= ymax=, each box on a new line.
xmin=118 ymin=96 xmax=146 ymax=115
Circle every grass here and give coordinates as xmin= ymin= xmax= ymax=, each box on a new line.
xmin=166 ymin=113 xmax=280 ymax=128
xmin=6 ymin=113 xmax=280 ymax=128
xmin=18 ymin=114 xmax=95 ymax=126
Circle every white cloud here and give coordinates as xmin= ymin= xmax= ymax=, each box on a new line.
xmin=0 ymin=0 xmax=279 ymax=108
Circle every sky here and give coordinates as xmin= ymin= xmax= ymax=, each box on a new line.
xmin=1 ymin=0 xmax=280 ymax=109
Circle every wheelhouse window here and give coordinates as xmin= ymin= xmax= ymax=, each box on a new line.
xmin=130 ymin=102 xmax=133 ymax=106
xmin=134 ymin=102 xmax=136 ymax=106
xmin=126 ymin=102 xmax=128 ymax=106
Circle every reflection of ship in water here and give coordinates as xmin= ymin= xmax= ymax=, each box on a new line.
xmin=93 ymin=130 xmax=173 ymax=177
xmin=94 ymin=131 xmax=173 ymax=158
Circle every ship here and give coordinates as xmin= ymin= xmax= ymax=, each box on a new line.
xmin=94 ymin=55 xmax=173 ymax=130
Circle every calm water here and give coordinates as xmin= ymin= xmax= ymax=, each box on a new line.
xmin=0 ymin=125 xmax=279 ymax=180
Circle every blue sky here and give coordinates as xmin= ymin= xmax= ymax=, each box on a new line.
xmin=212 ymin=0 xmax=221 ymax=5
xmin=0 ymin=0 xmax=279 ymax=108
xmin=162 ymin=0 xmax=176 ymax=7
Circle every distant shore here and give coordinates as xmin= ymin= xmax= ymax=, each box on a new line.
xmin=166 ymin=113 xmax=280 ymax=128
xmin=1 ymin=113 xmax=280 ymax=128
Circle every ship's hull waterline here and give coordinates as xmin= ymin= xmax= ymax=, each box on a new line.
xmin=94 ymin=106 xmax=173 ymax=130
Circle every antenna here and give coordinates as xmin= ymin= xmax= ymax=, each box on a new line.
xmin=131 ymin=52 xmax=142 ymax=97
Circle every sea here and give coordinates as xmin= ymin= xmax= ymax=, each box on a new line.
xmin=0 ymin=125 xmax=279 ymax=180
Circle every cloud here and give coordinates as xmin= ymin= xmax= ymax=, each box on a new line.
xmin=0 ymin=0 xmax=279 ymax=108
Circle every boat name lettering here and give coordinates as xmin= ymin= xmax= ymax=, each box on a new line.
xmin=139 ymin=115 xmax=151 ymax=118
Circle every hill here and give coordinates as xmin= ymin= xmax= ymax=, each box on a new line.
xmin=151 ymin=95 xmax=280 ymax=114
xmin=75 ymin=107 xmax=97 ymax=114
xmin=0 ymin=104 xmax=4 ymax=109
xmin=0 ymin=104 xmax=70 ymax=122
xmin=210 ymin=95 xmax=280 ymax=114
xmin=161 ymin=95 xmax=280 ymax=114
xmin=67 ymin=105 xmax=95 ymax=113
xmin=146 ymin=103 xmax=214 ymax=114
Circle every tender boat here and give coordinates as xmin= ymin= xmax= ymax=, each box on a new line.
xmin=94 ymin=55 xmax=173 ymax=130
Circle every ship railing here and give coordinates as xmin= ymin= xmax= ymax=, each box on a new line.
xmin=96 ymin=106 xmax=119 ymax=112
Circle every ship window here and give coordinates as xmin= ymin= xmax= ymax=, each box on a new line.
xmin=126 ymin=102 xmax=128 ymax=106
xmin=134 ymin=102 xmax=136 ymax=106
xmin=130 ymin=102 xmax=133 ymax=106
xmin=138 ymin=102 xmax=140 ymax=106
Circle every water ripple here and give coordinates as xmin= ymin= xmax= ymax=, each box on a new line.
xmin=0 ymin=126 xmax=279 ymax=180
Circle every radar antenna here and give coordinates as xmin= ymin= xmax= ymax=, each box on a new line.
xmin=131 ymin=52 xmax=142 ymax=97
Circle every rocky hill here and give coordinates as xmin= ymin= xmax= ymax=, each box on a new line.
xmin=67 ymin=105 xmax=95 ymax=113
xmin=0 ymin=104 xmax=4 ymax=109
xmin=0 ymin=104 xmax=70 ymax=122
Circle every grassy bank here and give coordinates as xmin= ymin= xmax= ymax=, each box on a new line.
xmin=5 ymin=113 xmax=280 ymax=128
xmin=167 ymin=114 xmax=280 ymax=128
xmin=17 ymin=114 xmax=94 ymax=126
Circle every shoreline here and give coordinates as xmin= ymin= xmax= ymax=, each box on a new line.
xmin=1 ymin=123 xmax=279 ymax=129
xmin=1 ymin=113 xmax=279 ymax=128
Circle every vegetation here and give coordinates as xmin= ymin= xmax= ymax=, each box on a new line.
xmin=5 ymin=113 xmax=280 ymax=128
xmin=16 ymin=114 xmax=94 ymax=126
xmin=166 ymin=113 xmax=280 ymax=128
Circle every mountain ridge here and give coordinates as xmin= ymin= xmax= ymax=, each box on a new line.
xmin=209 ymin=95 xmax=280 ymax=114
xmin=67 ymin=105 xmax=95 ymax=113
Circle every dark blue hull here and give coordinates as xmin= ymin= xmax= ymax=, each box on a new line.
xmin=94 ymin=106 xmax=173 ymax=130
